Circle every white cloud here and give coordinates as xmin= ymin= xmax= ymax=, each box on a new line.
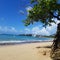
xmin=26 ymin=6 xmax=32 ymax=11
xmin=25 ymin=28 xmax=30 ymax=34
xmin=25 ymin=28 xmax=30 ymax=32
xmin=32 ymin=26 xmax=40 ymax=34
xmin=31 ymin=26 xmax=50 ymax=36
xmin=9 ymin=27 xmax=17 ymax=32
xmin=19 ymin=10 xmax=24 ymax=15
xmin=46 ymin=23 xmax=57 ymax=35
xmin=40 ymin=27 xmax=50 ymax=36
xmin=0 ymin=26 xmax=18 ymax=34
xmin=24 ymin=20 xmax=60 ymax=36
xmin=26 ymin=6 xmax=32 ymax=14
xmin=0 ymin=20 xmax=59 ymax=35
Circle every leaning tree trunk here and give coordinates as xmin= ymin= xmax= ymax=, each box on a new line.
xmin=50 ymin=23 xmax=60 ymax=60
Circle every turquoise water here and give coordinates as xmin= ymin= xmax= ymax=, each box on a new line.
xmin=0 ymin=34 xmax=53 ymax=44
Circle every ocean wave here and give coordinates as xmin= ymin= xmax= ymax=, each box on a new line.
xmin=0 ymin=39 xmax=53 ymax=45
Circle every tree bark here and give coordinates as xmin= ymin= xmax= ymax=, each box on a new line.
xmin=50 ymin=23 xmax=60 ymax=60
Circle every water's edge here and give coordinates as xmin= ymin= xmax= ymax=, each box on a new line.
xmin=0 ymin=40 xmax=53 ymax=46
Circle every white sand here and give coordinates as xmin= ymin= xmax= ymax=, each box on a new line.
xmin=0 ymin=42 xmax=53 ymax=60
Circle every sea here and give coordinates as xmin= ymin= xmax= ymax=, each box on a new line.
xmin=0 ymin=34 xmax=54 ymax=45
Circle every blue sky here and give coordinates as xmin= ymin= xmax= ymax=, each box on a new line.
xmin=0 ymin=0 xmax=60 ymax=35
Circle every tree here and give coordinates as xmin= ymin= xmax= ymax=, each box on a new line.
xmin=24 ymin=0 xmax=60 ymax=26
xmin=24 ymin=0 xmax=60 ymax=59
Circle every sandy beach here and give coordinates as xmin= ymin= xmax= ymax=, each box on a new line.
xmin=0 ymin=42 xmax=53 ymax=60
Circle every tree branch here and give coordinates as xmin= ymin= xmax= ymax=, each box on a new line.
xmin=49 ymin=11 xmax=60 ymax=20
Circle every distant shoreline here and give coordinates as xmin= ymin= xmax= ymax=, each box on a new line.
xmin=0 ymin=34 xmax=55 ymax=38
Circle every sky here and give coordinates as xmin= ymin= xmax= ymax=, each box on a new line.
xmin=0 ymin=0 xmax=60 ymax=35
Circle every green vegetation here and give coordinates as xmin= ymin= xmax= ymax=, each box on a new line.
xmin=24 ymin=0 xmax=60 ymax=26
xmin=18 ymin=34 xmax=54 ymax=38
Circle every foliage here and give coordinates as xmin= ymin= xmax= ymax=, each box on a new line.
xmin=24 ymin=0 xmax=60 ymax=26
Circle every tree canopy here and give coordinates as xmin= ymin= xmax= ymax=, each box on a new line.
xmin=24 ymin=0 xmax=60 ymax=26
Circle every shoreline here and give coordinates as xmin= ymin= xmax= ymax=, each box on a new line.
xmin=0 ymin=40 xmax=53 ymax=46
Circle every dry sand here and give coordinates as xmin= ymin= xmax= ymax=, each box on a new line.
xmin=0 ymin=42 xmax=53 ymax=60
